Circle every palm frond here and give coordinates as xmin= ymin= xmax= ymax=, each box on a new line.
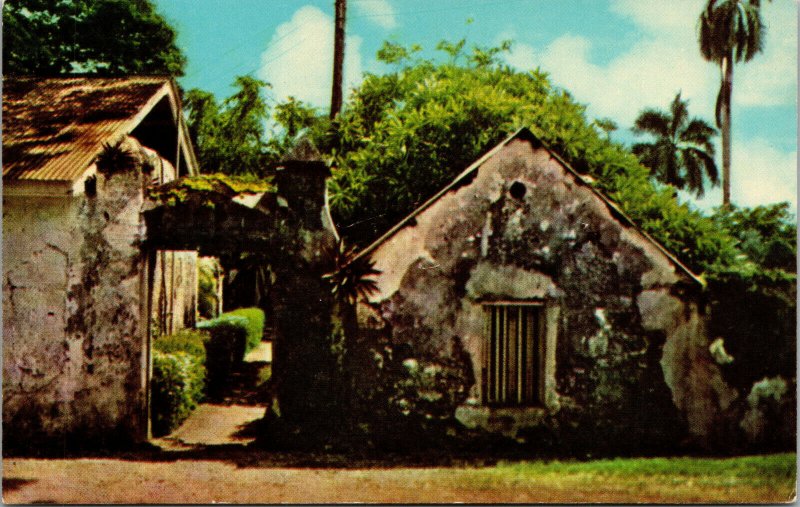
xmin=700 ymin=0 xmax=768 ymax=63
xmin=669 ymin=93 xmax=689 ymax=135
xmin=682 ymin=149 xmax=705 ymax=195
xmin=635 ymin=92 xmax=719 ymax=197
xmin=96 ymin=138 xmax=136 ymax=177
xmin=323 ymin=238 xmax=382 ymax=304
xmin=680 ymin=119 xmax=717 ymax=153
xmin=685 ymin=146 xmax=719 ymax=185
xmin=632 ymin=110 xmax=671 ymax=137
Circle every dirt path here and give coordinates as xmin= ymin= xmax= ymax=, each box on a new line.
xmin=154 ymin=404 xmax=266 ymax=448
xmin=154 ymin=341 xmax=272 ymax=449
xmin=3 ymin=455 xmax=794 ymax=504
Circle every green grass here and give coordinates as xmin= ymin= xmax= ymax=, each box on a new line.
xmin=486 ymin=453 xmax=796 ymax=489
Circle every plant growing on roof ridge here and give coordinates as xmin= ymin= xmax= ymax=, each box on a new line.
xmin=96 ymin=138 xmax=136 ymax=177
xmin=632 ymin=92 xmax=719 ymax=197
xmin=323 ymin=238 xmax=381 ymax=304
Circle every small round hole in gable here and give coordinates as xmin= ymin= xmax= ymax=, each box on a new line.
xmin=509 ymin=181 xmax=527 ymax=200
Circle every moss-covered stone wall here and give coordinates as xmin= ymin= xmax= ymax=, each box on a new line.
xmin=359 ymin=135 xmax=735 ymax=450
xmin=3 ymin=138 xmax=198 ymax=451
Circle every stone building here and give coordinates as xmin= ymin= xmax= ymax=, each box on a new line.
xmin=356 ymin=128 xmax=735 ymax=448
xmin=3 ymin=77 xmax=200 ymax=447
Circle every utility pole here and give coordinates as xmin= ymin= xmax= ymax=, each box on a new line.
xmin=330 ymin=0 xmax=346 ymax=119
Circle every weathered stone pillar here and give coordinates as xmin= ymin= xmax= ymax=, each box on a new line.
xmin=268 ymin=153 xmax=340 ymax=435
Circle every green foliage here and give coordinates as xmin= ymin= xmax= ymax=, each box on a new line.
xmin=151 ymin=350 xmax=205 ymax=436
xmin=197 ymin=257 xmax=222 ymax=319
xmin=197 ymin=313 xmax=253 ymax=394
xmin=323 ymin=239 xmax=380 ymax=304
xmin=323 ymin=39 xmax=734 ymax=275
xmin=711 ymin=203 xmax=796 ymax=271
xmin=147 ymin=173 xmax=275 ymax=206
xmin=185 ymin=76 xmax=329 ymax=176
xmin=184 ymin=76 xmax=274 ymax=175
xmin=272 ymin=97 xmax=320 ymax=150
xmin=223 ymin=307 xmax=265 ymax=352
xmin=493 ymin=453 xmax=795 ymax=487
xmin=739 ymin=376 xmax=796 ymax=450
xmin=632 ymin=93 xmax=719 ymax=196
xmin=153 ymin=328 xmax=209 ymax=363
xmin=340 ymin=333 xmax=474 ymax=451
xmin=704 ymin=204 xmax=796 ymax=398
xmin=3 ymin=0 xmax=185 ymax=76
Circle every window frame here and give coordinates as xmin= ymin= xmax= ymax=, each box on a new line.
xmin=481 ymin=301 xmax=546 ymax=408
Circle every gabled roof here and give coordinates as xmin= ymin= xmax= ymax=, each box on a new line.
xmin=354 ymin=127 xmax=703 ymax=286
xmin=2 ymin=76 xmax=196 ymax=183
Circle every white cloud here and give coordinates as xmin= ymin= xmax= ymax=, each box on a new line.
xmin=504 ymin=40 xmax=537 ymax=71
xmin=504 ymin=0 xmax=796 ymax=124
xmin=731 ymin=138 xmax=797 ymax=209
xmin=503 ymin=0 xmax=796 ymax=210
xmin=610 ymin=0 xmax=701 ymax=34
xmin=530 ymin=14 xmax=717 ymax=127
xmin=352 ymin=0 xmax=397 ymax=29
xmin=688 ymin=138 xmax=797 ymax=212
xmin=736 ymin=0 xmax=798 ymax=107
xmin=257 ymin=5 xmax=363 ymax=109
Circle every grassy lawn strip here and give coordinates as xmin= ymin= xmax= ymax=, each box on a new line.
xmin=454 ymin=453 xmax=796 ymax=502
xmin=495 ymin=453 xmax=795 ymax=483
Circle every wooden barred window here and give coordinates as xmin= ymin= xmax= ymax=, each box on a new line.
xmin=482 ymin=303 xmax=545 ymax=406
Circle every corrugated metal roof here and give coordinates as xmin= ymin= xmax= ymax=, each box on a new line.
xmin=3 ymin=76 xmax=171 ymax=183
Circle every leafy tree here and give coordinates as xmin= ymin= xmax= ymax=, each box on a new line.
xmin=706 ymin=203 xmax=796 ymax=395
xmin=270 ymin=97 xmax=321 ymax=155
xmin=632 ymin=93 xmax=719 ymax=197
xmin=323 ymin=40 xmax=734 ymax=273
xmin=593 ymin=117 xmax=618 ymax=140
xmin=711 ymin=203 xmax=796 ymax=272
xmin=185 ymin=78 xmax=324 ymax=175
xmin=184 ymin=76 xmax=273 ymax=175
xmin=699 ymin=0 xmax=770 ymax=206
xmin=3 ymin=0 xmax=186 ymax=76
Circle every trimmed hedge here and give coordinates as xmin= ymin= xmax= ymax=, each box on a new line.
xmin=153 ymin=328 xmax=209 ymax=363
xmin=223 ymin=307 xmax=265 ymax=353
xmin=151 ymin=350 xmax=206 ymax=436
xmin=197 ymin=315 xmax=248 ymax=394
xmin=151 ymin=329 xmax=209 ymax=436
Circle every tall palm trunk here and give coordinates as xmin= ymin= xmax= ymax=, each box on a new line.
xmin=720 ymin=53 xmax=733 ymax=206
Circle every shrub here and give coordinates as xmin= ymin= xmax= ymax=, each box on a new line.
xmin=224 ymin=307 xmax=265 ymax=352
xmin=151 ymin=350 xmax=206 ymax=436
xmin=197 ymin=315 xmax=249 ymax=394
xmin=153 ymin=328 xmax=209 ymax=363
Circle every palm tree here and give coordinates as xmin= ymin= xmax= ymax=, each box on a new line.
xmin=632 ymin=93 xmax=719 ymax=197
xmin=699 ymin=0 xmax=770 ymax=206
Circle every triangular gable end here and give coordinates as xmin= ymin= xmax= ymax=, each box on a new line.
xmin=354 ymin=127 xmax=702 ymax=286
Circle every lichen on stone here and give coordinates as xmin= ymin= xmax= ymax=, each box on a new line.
xmin=147 ymin=173 xmax=276 ymax=207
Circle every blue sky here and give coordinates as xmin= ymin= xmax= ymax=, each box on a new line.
xmin=153 ymin=0 xmax=797 ymax=212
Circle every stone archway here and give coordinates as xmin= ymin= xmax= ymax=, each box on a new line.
xmin=142 ymin=163 xmax=340 ymax=440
